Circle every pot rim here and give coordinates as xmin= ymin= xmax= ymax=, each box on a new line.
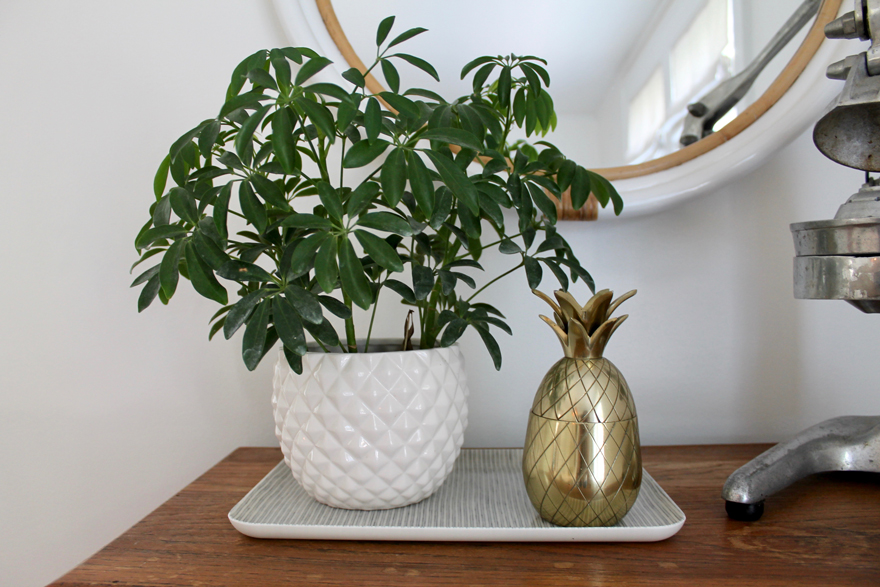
xmin=298 ymin=339 xmax=460 ymax=356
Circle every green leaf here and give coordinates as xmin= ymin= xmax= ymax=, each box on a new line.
xmin=499 ymin=239 xmax=522 ymax=254
xmin=284 ymin=285 xmax=324 ymax=324
xmin=303 ymin=82 xmax=350 ymax=101
xmin=131 ymin=265 xmax=160 ymax=287
xmin=152 ymin=194 xmax=171 ymax=227
xmin=365 ymin=97 xmax=382 ymax=143
xmin=159 ymin=239 xmax=184 ymax=298
xmin=272 ymin=107 xmax=298 ymax=175
xmin=228 ymin=50 xmax=268 ymax=99
xmin=379 ymin=92 xmax=419 ymax=118
xmin=169 ymin=187 xmax=199 ymax=224
xmin=135 ymin=225 xmax=189 ymax=251
xmin=314 ymin=236 xmax=339 ymax=293
xmin=250 ymin=175 xmax=290 ymax=210
xmin=588 ymin=170 xmax=623 ymax=215
xmin=570 ymin=165 xmax=593 ymax=210
xmin=380 ymin=147 xmax=406 ymax=206
xmin=523 ymin=256 xmax=543 ymax=289
xmin=303 ymin=317 xmax=340 ymax=347
xmin=272 ymin=296 xmax=307 ymax=355
xmin=224 ymin=289 xmax=271 ymax=339
xmin=478 ymin=191 xmax=504 ymax=227
xmin=376 ymin=15 xmax=395 ymax=45
xmin=497 ymin=66 xmax=511 ymax=108
xmin=192 ymin=229 xmax=228 ymax=271
xmin=342 ymin=67 xmax=366 ymax=88
xmin=406 ymin=150 xmax=434 ymax=216
xmin=130 ymin=247 xmax=165 ymax=273
xmin=198 ymin=120 xmax=221 ymax=159
xmin=420 ymin=128 xmax=483 ymax=152
xmin=357 ymin=212 xmax=413 ymax=236
xmin=170 ymin=120 xmax=212 ymax=162
xmin=458 ymin=201 xmax=481 ymax=238
xmin=404 ymin=87 xmax=445 ymax=102
xmin=381 ymin=59 xmax=400 ymax=94
xmin=347 ymin=181 xmax=380 ymax=217
xmin=289 ymin=232 xmax=329 ymax=277
xmin=338 ymin=238 xmax=373 ymax=310
xmin=154 ymin=155 xmax=171 ymax=198
xmin=429 ymin=186 xmax=453 ymax=229
xmin=295 ymin=97 xmax=336 ymax=143
xmin=540 ymin=257 xmax=569 ymax=290
xmin=219 ymin=91 xmax=270 ymax=119
xmin=270 ymin=49 xmax=292 ymax=93
xmin=412 ymin=264 xmax=434 ymax=300
xmin=217 ymin=260 xmax=274 ymax=282
xmin=343 ymin=138 xmax=390 ymax=168
xmin=523 ymin=61 xmax=550 ymax=85
xmin=218 ymin=150 xmax=245 ymax=171
xmin=241 ymin=300 xmax=270 ymax=371
xmin=295 ymin=56 xmax=333 ymax=86
xmin=387 ymin=26 xmax=427 ymax=48
xmin=184 ymin=241 xmax=228 ymax=304
xmin=438 ymin=270 xmax=457 ymax=295
xmin=280 ymin=213 xmax=334 ymax=230
xmin=283 ymin=346 xmax=303 ymax=374
xmin=471 ymin=62 xmax=496 ymax=94
xmin=318 ymin=295 xmax=351 ymax=319
xmin=451 ymin=271 xmax=476 ymax=289
xmin=557 ymin=159 xmax=576 ymax=192
xmin=527 ymin=182 xmax=558 ymax=223
xmin=247 ymin=68 xmax=277 ymax=91
xmin=281 ymin=47 xmax=303 ymax=64
xmin=440 ymin=318 xmax=468 ymax=347
xmin=423 ymin=150 xmax=480 ymax=215
xmin=460 ymin=56 xmax=495 ymax=79
xmin=355 ymin=229 xmax=403 ymax=273
xmin=392 ymin=53 xmax=440 ymax=81
xmin=239 ymin=181 xmax=267 ymax=234
xmin=473 ymin=323 xmax=502 ymax=370
xmin=512 ymin=87 xmax=526 ymax=127
xmin=317 ymin=181 xmax=344 ymax=221
xmin=384 ymin=278 xmax=416 ymax=303
xmin=521 ymin=63 xmax=542 ymax=96
xmin=138 ymin=274 xmax=161 ymax=312
xmin=235 ymin=105 xmax=270 ymax=164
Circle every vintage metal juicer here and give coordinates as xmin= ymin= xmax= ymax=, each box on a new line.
xmin=723 ymin=0 xmax=880 ymax=521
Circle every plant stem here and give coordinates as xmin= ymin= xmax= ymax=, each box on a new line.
xmin=342 ymin=291 xmax=357 ymax=352
xmin=466 ymin=261 xmax=524 ymax=303
xmin=364 ymin=279 xmax=383 ymax=352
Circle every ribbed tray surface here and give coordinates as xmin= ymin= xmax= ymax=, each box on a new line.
xmin=229 ymin=449 xmax=685 ymax=542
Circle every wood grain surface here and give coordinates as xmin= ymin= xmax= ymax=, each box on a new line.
xmin=50 ymin=444 xmax=880 ymax=586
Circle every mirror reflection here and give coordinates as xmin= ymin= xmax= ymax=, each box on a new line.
xmin=331 ymin=0 xmax=810 ymax=168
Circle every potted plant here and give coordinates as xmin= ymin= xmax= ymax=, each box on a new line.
xmin=131 ymin=17 xmax=622 ymax=509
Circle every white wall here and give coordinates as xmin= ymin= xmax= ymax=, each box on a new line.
xmin=2 ymin=2 xmax=879 ymax=587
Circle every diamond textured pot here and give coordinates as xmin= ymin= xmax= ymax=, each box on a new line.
xmin=523 ymin=289 xmax=642 ymax=527
xmin=272 ymin=342 xmax=469 ymax=510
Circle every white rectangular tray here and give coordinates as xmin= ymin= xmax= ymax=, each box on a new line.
xmin=229 ymin=448 xmax=685 ymax=542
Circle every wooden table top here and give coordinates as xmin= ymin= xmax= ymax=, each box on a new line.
xmin=50 ymin=444 xmax=880 ymax=586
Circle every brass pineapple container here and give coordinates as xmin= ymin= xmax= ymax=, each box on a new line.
xmin=523 ymin=289 xmax=642 ymax=527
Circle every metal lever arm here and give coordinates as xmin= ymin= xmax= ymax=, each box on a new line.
xmin=680 ymin=0 xmax=821 ymax=146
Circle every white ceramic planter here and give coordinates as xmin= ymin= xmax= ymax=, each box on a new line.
xmin=272 ymin=342 xmax=469 ymax=510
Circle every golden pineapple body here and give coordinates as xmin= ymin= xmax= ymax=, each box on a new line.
xmin=523 ymin=289 xmax=642 ymax=527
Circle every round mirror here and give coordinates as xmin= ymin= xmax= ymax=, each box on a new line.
xmin=273 ymin=0 xmax=856 ymax=217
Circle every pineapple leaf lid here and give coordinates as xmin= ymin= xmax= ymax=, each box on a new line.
xmin=533 ymin=288 xmax=636 ymax=359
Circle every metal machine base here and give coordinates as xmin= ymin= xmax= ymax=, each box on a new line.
xmin=722 ymin=416 xmax=880 ymax=520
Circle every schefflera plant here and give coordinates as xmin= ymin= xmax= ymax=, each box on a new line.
xmin=131 ymin=16 xmax=623 ymax=374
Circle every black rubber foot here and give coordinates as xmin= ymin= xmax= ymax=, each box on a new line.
xmin=725 ymin=500 xmax=764 ymax=521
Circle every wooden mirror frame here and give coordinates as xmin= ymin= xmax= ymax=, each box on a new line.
xmin=273 ymin=0 xmax=850 ymax=218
